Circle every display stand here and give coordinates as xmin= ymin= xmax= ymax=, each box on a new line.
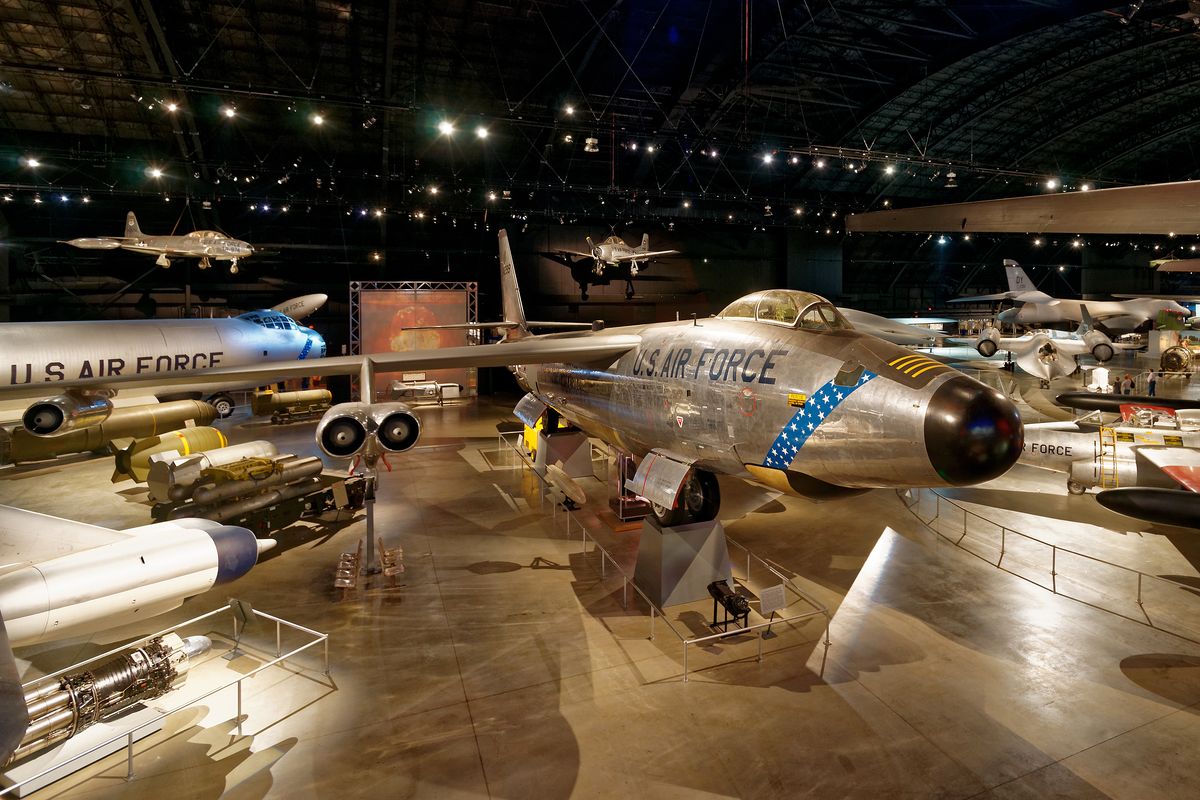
xmin=633 ymin=518 xmax=733 ymax=608
xmin=609 ymin=452 xmax=649 ymax=521
xmin=0 ymin=706 xmax=163 ymax=798
xmin=535 ymin=429 xmax=592 ymax=478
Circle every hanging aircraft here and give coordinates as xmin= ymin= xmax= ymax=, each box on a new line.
xmin=63 ymin=212 xmax=255 ymax=272
xmin=948 ymin=260 xmax=1188 ymax=332
xmin=544 ymin=233 xmax=678 ymax=300
xmin=1020 ymin=401 xmax=1199 ymax=528
xmin=973 ymin=306 xmax=1135 ymax=386
xmin=16 ymin=230 xmax=1025 ymax=529
xmin=0 ymin=295 xmax=327 ymax=436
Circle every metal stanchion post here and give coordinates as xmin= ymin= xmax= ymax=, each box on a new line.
xmin=126 ymin=732 xmax=134 ymax=780
xmin=236 ymin=681 xmax=243 ymax=737
xmin=649 ymin=606 xmax=655 ymax=640
xmin=683 ymin=643 xmax=689 ymax=682
xmin=275 ymin=620 xmax=281 ymax=658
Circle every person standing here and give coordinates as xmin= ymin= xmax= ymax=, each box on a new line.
xmin=1121 ymin=374 xmax=1133 ymax=395
xmin=1148 ymin=370 xmax=1157 ymax=397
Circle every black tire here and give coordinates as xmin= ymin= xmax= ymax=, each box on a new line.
xmin=650 ymin=469 xmax=721 ymax=527
xmin=1067 ymin=480 xmax=1087 ymax=495
xmin=207 ymin=393 xmax=235 ymax=418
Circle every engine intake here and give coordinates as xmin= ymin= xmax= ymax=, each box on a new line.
xmin=315 ymin=402 xmax=421 ymax=459
xmin=21 ymin=393 xmax=113 ymax=436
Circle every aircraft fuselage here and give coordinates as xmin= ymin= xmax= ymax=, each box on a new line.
xmin=522 ymin=318 xmax=1023 ymax=496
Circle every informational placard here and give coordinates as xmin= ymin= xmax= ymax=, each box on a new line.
xmin=759 ymin=583 xmax=788 ymax=616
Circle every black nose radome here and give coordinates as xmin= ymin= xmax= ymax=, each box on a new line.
xmin=924 ymin=377 xmax=1023 ymax=486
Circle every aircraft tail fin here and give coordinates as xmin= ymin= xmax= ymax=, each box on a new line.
xmin=498 ymin=230 xmax=530 ymax=340
xmin=1074 ymin=304 xmax=1094 ymax=335
xmin=639 ymin=233 xmax=649 ymax=251
xmin=125 ymin=211 xmax=143 ymax=238
xmin=1002 ymin=259 xmax=1038 ymax=294
xmin=0 ymin=611 xmax=30 ymax=766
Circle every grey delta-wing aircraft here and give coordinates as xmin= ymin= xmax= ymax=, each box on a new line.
xmin=64 ymin=212 xmax=255 ymax=272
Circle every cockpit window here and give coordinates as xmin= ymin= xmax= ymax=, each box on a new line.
xmin=798 ymin=307 xmax=827 ymax=330
xmin=818 ymin=304 xmax=850 ymax=330
xmin=756 ymin=292 xmax=802 ymax=326
xmin=239 ymin=310 xmax=298 ymax=330
xmin=719 ymin=294 xmax=763 ymax=319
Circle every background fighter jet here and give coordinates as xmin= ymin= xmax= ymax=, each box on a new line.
xmin=545 ymin=232 xmax=678 ymax=299
xmin=973 ymin=306 xmax=1135 ymax=385
xmin=950 ymin=260 xmax=1188 ymax=333
xmin=64 ymin=212 xmax=255 ymax=272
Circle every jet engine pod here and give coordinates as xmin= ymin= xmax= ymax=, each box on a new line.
xmin=1083 ymin=330 xmax=1115 ymax=362
xmin=371 ymin=402 xmax=421 ymax=453
xmin=316 ymin=402 xmax=370 ymax=458
xmin=21 ymin=393 xmax=113 ymax=436
xmin=976 ymin=328 xmax=1000 ymax=358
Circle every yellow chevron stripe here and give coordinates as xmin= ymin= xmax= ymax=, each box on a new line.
xmin=901 ymin=358 xmax=941 ymax=374
xmin=910 ymin=362 xmax=950 ymax=377
xmin=889 ymin=354 xmax=926 ymax=368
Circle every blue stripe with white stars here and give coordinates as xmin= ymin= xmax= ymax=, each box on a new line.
xmin=761 ymin=369 xmax=877 ymax=469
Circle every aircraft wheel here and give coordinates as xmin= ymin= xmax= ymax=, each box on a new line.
xmin=207 ymin=393 xmax=236 ymax=418
xmin=1067 ymin=480 xmax=1087 ymax=496
xmin=650 ymin=469 xmax=720 ymax=527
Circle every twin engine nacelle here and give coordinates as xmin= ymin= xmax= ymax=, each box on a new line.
xmin=315 ymin=402 xmax=421 ymax=459
xmin=21 ymin=392 xmax=113 ymax=436
xmin=1081 ymin=330 xmax=1115 ymax=362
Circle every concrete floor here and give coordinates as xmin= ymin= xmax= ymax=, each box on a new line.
xmin=2 ymin=393 xmax=1199 ymax=799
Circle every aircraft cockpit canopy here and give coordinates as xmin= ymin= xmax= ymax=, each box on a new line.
xmin=184 ymin=230 xmax=228 ymax=239
xmin=718 ymin=290 xmax=852 ymax=332
xmin=238 ymin=310 xmax=303 ymax=331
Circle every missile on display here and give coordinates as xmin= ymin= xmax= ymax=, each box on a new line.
xmin=3 ymin=399 xmax=217 ymax=464
xmin=1056 ymin=392 xmax=1200 ymax=413
xmin=5 ymin=634 xmax=211 ymax=765
xmin=174 ymin=476 xmax=323 ymax=523
xmin=1096 ymin=487 xmax=1200 ymax=529
xmin=251 ymin=388 xmax=332 ymax=422
xmin=0 ymin=512 xmax=273 ymax=647
xmin=147 ymin=440 xmax=279 ymax=502
xmin=110 ymin=426 xmax=228 ymax=483
xmin=189 ymin=455 xmax=325 ymax=506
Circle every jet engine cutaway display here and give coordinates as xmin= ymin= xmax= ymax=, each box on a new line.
xmin=315 ymin=402 xmax=421 ymax=461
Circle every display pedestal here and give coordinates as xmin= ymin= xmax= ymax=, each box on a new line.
xmin=0 ymin=705 xmax=163 ymax=797
xmin=634 ymin=518 xmax=732 ymax=608
xmin=535 ymin=429 xmax=592 ymax=478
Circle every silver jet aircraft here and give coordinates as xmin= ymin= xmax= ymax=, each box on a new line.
xmin=0 ymin=296 xmax=326 ymax=432
xmin=2 ymin=230 xmax=1025 ymax=528
xmin=64 ymin=212 xmax=254 ymax=271
xmin=951 ymin=261 xmax=1187 ymax=332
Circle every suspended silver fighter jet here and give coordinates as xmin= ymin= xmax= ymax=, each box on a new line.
xmin=949 ymin=261 xmax=1188 ymax=332
xmin=64 ymin=212 xmax=255 ymax=272
xmin=973 ymin=306 xmax=1136 ymax=386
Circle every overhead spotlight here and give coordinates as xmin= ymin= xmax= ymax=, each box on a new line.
xmin=793 ymin=207 xmax=802 ymax=216
xmin=374 ymin=209 xmax=383 ymax=217
xmin=33 ymin=194 xmax=42 ymax=204
xmin=58 ymin=194 xmax=68 ymax=202
xmin=281 ymin=205 xmax=289 ymax=212
xmin=882 ymin=199 xmax=891 ymax=207
xmin=371 ymin=251 xmax=382 ymax=262
xmin=963 ymin=234 xmax=971 ymax=241
xmin=311 ymin=113 xmax=324 ymax=125
xmin=682 ymin=200 xmax=691 ymax=208
xmin=359 ymin=208 xmax=367 ymax=216
xmin=761 ymin=153 xmax=773 ymax=164
xmin=763 ymin=204 xmax=773 ymax=216
xmin=414 ymin=211 xmax=426 ymax=219
xmin=262 ymin=203 xmax=270 ymax=211
xmin=149 ymin=166 xmax=163 ymax=178
xmin=789 ymin=156 xmax=799 ymax=165
xmin=1072 ymin=238 xmax=1083 ymax=248
xmin=165 ymin=102 xmax=178 ymax=112
xmin=1033 ymin=237 xmax=1043 ymax=246
xmin=221 ymin=105 xmax=236 ymax=118
xmin=937 ymin=235 xmax=948 ymax=245
xmin=1045 ymin=178 xmax=1058 ymax=190
xmin=646 ymin=144 xmax=656 ymax=153
xmin=629 ymin=142 xmax=638 ymax=151
xmin=945 ymin=171 xmax=958 ymax=188
xmin=429 ymin=186 xmax=439 ymax=195
xmin=583 ymin=136 xmax=599 ymax=153
xmin=24 ymin=157 xmax=40 ymax=168
xmin=250 ymin=204 xmax=258 ymax=211
xmin=1058 ymin=265 xmax=1066 ymax=272
xmin=362 ymin=115 xmax=376 ymax=129
xmin=475 ymin=125 xmax=488 ymax=139
xmin=564 ymin=104 xmax=575 ymax=116
xmin=487 ymin=191 xmax=497 ymax=201
xmin=727 ymin=214 xmax=733 ymax=220
xmin=2 ymin=194 xmax=11 ymax=202
xmin=885 ymin=164 xmax=895 ymax=175
xmin=815 ymin=158 xmax=825 ymax=168
xmin=1079 ymin=183 xmax=1091 ymax=191
xmin=563 ymin=134 xmax=573 ymax=143
xmin=709 ymin=149 xmax=718 ymax=159
xmin=437 ymin=120 xmax=454 ymax=135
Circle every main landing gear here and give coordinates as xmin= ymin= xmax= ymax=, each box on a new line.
xmin=650 ymin=469 xmax=721 ymax=527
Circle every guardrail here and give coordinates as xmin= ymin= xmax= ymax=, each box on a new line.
xmin=493 ymin=431 xmax=832 ymax=681
xmin=2 ymin=605 xmax=329 ymax=796
xmin=899 ymin=487 xmax=1200 ymax=645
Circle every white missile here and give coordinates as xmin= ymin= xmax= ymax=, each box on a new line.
xmin=0 ymin=512 xmax=274 ymax=648
xmin=271 ymin=293 xmax=327 ymax=321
